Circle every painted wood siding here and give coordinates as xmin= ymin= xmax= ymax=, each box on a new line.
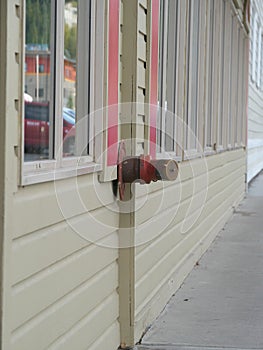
xmin=248 ymin=0 xmax=263 ymax=182
xmin=2 ymin=1 xmax=120 ymax=349
xmin=9 ymin=180 xmax=120 ymax=350
xmin=134 ymin=149 xmax=246 ymax=340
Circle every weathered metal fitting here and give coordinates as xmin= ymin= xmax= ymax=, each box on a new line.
xmin=117 ymin=140 xmax=178 ymax=200
xmin=121 ymin=156 xmax=178 ymax=184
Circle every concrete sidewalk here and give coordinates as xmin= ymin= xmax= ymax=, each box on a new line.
xmin=137 ymin=172 xmax=263 ymax=350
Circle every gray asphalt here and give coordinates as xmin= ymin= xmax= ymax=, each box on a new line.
xmin=137 ymin=171 xmax=263 ymax=350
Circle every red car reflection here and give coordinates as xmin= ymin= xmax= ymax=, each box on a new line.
xmin=24 ymin=101 xmax=75 ymax=154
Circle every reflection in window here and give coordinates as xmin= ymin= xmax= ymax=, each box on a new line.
xmin=157 ymin=0 xmax=166 ymax=153
xmin=38 ymin=64 xmax=45 ymax=73
xmin=35 ymin=88 xmax=44 ymax=98
xmin=187 ymin=0 xmax=200 ymax=150
xmin=206 ymin=0 xmax=214 ymax=148
xmin=24 ymin=0 xmax=52 ymax=161
xmin=63 ymin=0 xmax=78 ymax=157
xmin=157 ymin=0 xmax=178 ymax=154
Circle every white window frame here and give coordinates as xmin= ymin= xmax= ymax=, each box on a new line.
xmin=252 ymin=12 xmax=258 ymax=82
xmin=216 ymin=0 xmax=226 ymax=151
xmin=185 ymin=0 xmax=200 ymax=156
xmin=21 ymin=0 xmax=104 ymax=186
xmin=235 ymin=26 xmax=242 ymax=146
xmin=157 ymin=0 xmax=168 ymax=155
xmin=257 ymin=26 xmax=262 ymax=88
xmin=260 ymin=33 xmax=263 ymax=89
xmin=157 ymin=0 xmax=181 ymax=161
xmin=221 ymin=0 xmax=232 ymax=150
xmin=204 ymin=0 xmax=215 ymax=153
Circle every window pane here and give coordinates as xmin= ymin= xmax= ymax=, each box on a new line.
xmin=218 ymin=0 xmax=226 ymax=147
xmin=157 ymin=0 xmax=178 ymax=154
xmin=24 ymin=0 xmax=53 ymax=161
xmin=165 ymin=0 xmax=178 ymax=152
xmin=228 ymin=16 xmax=234 ymax=145
xmin=157 ymin=0 xmax=166 ymax=153
xmin=63 ymin=0 xmax=77 ymax=157
xmin=188 ymin=0 xmax=199 ymax=150
xmin=206 ymin=0 xmax=214 ymax=148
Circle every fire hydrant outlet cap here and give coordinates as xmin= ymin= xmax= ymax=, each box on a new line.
xmin=164 ymin=159 xmax=178 ymax=181
xmin=151 ymin=159 xmax=178 ymax=181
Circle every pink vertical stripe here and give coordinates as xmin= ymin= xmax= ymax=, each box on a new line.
xmin=107 ymin=0 xmax=119 ymax=166
xmin=150 ymin=0 xmax=159 ymax=158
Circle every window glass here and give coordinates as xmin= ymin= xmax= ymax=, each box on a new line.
xmin=23 ymin=0 xmax=102 ymax=183
xmin=260 ymin=34 xmax=263 ymax=88
xmin=255 ymin=21 xmax=260 ymax=85
xmin=252 ymin=13 xmax=259 ymax=82
xmin=218 ymin=0 xmax=226 ymax=147
xmin=63 ymin=0 xmax=78 ymax=156
xmin=206 ymin=0 xmax=214 ymax=148
xmin=187 ymin=0 xmax=199 ymax=150
xmin=250 ymin=6 xmax=254 ymax=81
xmin=165 ymin=0 xmax=178 ymax=152
xmin=24 ymin=0 xmax=52 ymax=161
xmin=157 ymin=0 xmax=166 ymax=153
xmin=257 ymin=27 xmax=262 ymax=88
xmin=157 ymin=0 xmax=178 ymax=154
xmin=229 ymin=15 xmax=235 ymax=145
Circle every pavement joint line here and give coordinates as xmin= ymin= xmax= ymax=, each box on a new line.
xmin=137 ymin=343 xmax=263 ymax=350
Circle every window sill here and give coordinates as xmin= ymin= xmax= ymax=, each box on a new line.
xmin=156 ymin=151 xmax=182 ymax=162
xmin=21 ymin=161 xmax=102 ymax=186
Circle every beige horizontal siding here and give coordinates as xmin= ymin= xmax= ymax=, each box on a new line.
xmin=135 ymin=150 xmax=245 ymax=227
xmin=135 ymin=163 xmax=245 ymax=283
xmin=135 ymin=173 xmax=244 ymax=305
xmin=12 ymin=207 xmax=118 ymax=284
xmin=11 ymin=233 xmax=118 ymax=329
xmin=134 ymin=150 xmax=246 ymax=339
xmin=13 ymin=176 xmax=115 ymax=238
xmin=11 ymin=292 xmax=119 ymax=350
xmin=9 ymin=174 xmax=120 ymax=350
xmin=11 ymin=262 xmax=118 ymax=350
xmin=87 ymin=321 xmax=120 ymax=350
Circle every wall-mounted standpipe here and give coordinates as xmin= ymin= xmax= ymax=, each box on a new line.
xmin=117 ymin=141 xmax=178 ymax=200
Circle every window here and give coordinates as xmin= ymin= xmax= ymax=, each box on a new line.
xmin=236 ymin=29 xmax=245 ymax=146
xmin=255 ymin=21 xmax=260 ymax=87
xmin=157 ymin=0 xmax=179 ymax=155
xmin=218 ymin=0 xmax=226 ymax=149
xmin=38 ymin=64 xmax=45 ymax=73
xmin=186 ymin=0 xmax=200 ymax=151
xmin=205 ymin=0 xmax=214 ymax=149
xmin=157 ymin=0 xmax=167 ymax=153
xmin=257 ymin=27 xmax=262 ymax=88
xmin=228 ymin=14 xmax=235 ymax=146
xmin=250 ymin=5 xmax=254 ymax=81
xmin=22 ymin=0 xmax=104 ymax=184
xmin=235 ymin=28 xmax=241 ymax=145
xmin=260 ymin=34 xmax=263 ymax=88
xmin=221 ymin=0 xmax=232 ymax=149
xmin=252 ymin=12 xmax=258 ymax=82
xmin=157 ymin=0 xmax=247 ymax=161
xmin=35 ymin=88 xmax=44 ymax=98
